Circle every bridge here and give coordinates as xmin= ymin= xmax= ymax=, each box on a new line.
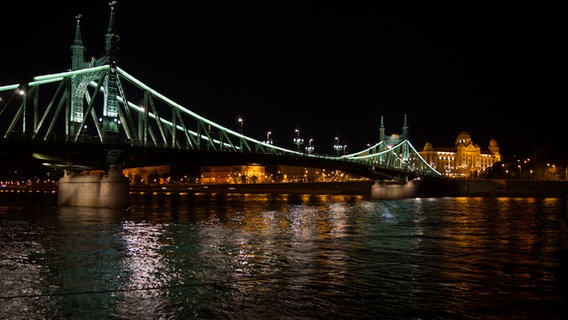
xmin=0 ymin=3 xmax=442 ymax=189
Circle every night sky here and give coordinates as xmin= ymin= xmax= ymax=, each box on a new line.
xmin=4 ymin=1 xmax=565 ymax=157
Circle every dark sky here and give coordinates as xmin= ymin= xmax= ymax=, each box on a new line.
xmin=4 ymin=1 xmax=565 ymax=157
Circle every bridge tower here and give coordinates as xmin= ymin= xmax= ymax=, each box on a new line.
xmin=59 ymin=2 xmax=129 ymax=208
xmin=378 ymin=114 xmax=411 ymax=166
xmin=101 ymin=2 xmax=121 ymax=142
xmin=379 ymin=114 xmax=409 ymax=144
xmin=69 ymin=2 xmax=121 ymax=143
xmin=379 ymin=115 xmax=385 ymax=142
xmin=401 ymin=113 xmax=409 ymax=163
xmin=70 ymin=14 xmax=88 ymax=139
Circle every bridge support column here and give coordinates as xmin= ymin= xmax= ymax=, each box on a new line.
xmin=57 ymin=165 xmax=130 ymax=208
xmin=371 ymin=180 xmax=418 ymax=199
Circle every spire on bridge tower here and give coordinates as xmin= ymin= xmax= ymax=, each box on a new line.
xmin=104 ymin=1 xmax=120 ymax=68
xmin=102 ymin=1 xmax=121 ymax=141
xmin=379 ymin=115 xmax=385 ymax=142
xmin=70 ymin=13 xmax=92 ymax=132
xmin=70 ymin=14 xmax=85 ymax=70
xmin=402 ymin=113 xmax=408 ymax=140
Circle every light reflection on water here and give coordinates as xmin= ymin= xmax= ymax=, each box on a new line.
xmin=0 ymin=193 xmax=567 ymax=319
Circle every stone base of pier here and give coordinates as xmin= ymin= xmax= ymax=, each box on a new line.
xmin=57 ymin=167 xmax=130 ymax=208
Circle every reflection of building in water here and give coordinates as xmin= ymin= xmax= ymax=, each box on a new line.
xmin=419 ymin=131 xmax=501 ymax=178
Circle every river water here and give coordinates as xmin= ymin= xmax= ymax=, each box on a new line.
xmin=1 ymin=191 xmax=566 ymax=319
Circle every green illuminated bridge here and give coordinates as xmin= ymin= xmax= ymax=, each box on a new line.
xmin=0 ymin=4 xmax=442 ymax=183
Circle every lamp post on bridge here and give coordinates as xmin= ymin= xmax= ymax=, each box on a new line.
xmin=305 ymin=138 xmax=314 ymax=154
xmin=293 ymin=129 xmax=304 ymax=152
xmin=237 ymin=117 xmax=244 ymax=134
xmin=265 ymin=131 xmax=273 ymax=144
xmin=237 ymin=117 xmax=244 ymax=151
xmin=333 ymin=137 xmax=343 ymax=156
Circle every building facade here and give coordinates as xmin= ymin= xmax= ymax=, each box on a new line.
xmin=200 ymin=164 xmax=267 ymax=184
xmin=419 ymin=131 xmax=501 ymax=178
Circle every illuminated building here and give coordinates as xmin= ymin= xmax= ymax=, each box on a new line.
xmin=199 ymin=164 xmax=356 ymax=184
xmin=200 ymin=164 xmax=266 ymax=184
xmin=123 ymin=165 xmax=172 ymax=184
xmin=419 ymin=131 xmax=501 ymax=178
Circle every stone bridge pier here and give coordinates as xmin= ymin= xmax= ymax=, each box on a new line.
xmin=57 ymin=150 xmax=130 ymax=208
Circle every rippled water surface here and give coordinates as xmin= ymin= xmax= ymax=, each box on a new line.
xmin=1 ymin=192 xmax=567 ymax=319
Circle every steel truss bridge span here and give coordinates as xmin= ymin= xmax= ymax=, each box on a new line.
xmin=0 ymin=65 xmax=442 ymax=181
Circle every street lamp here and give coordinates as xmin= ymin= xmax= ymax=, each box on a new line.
xmin=237 ymin=117 xmax=244 ymax=151
xmin=265 ymin=131 xmax=272 ymax=144
xmin=293 ymin=129 xmax=304 ymax=152
xmin=333 ymin=137 xmax=342 ymax=156
xmin=237 ymin=117 xmax=243 ymax=134
xmin=305 ymin=138 xmax=314 ymax=154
